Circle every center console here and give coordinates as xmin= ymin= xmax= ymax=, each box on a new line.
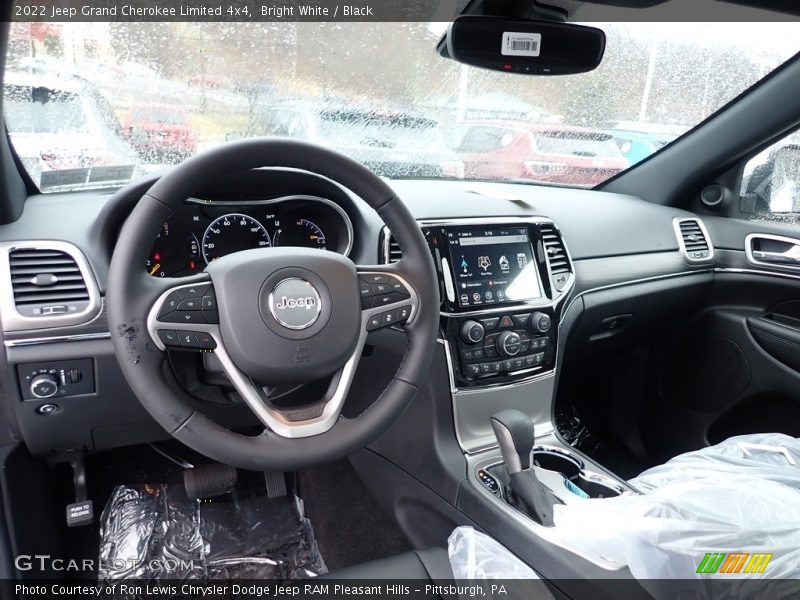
xmin=419 ymin=218 xmax=573 ymax=391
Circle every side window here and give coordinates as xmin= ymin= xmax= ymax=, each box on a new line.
xmin=741 ymin=132 xmax=800 ymax=215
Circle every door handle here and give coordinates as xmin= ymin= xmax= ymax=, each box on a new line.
xmin=752 ymin=245 xmax=800 ymax=264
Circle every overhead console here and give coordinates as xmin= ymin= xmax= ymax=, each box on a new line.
xmin=384 ymin=217 xmax=575 ymax=391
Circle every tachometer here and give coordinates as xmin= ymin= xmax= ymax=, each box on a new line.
xmin=146 ymin=223 xmax=202 ymax=277
xmin=274 ymin=218 xmax=328 ymax=250
xmin=202 ymin=213 xmax=270 ymax=263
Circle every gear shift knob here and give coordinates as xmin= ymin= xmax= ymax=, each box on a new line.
xmin=490 ymin=409 xmax=535 ymax=474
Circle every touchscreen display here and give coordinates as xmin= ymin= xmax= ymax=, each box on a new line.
xmin=447 ymin=226 xmax=541 ymax=308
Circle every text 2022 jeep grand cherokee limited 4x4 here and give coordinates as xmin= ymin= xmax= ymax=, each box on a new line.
xmin=1 ymin=2 xmax=800 ymax=599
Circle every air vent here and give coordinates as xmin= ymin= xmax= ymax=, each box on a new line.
xmin=540 ymin=223 xmax=573 ymax=292
xmin=382 ymin=228 xmax=402 ymax=264
xmin=0 ymin=242 xmax=101 ymax=332
xmin=674 ymin=218 xmax=714 ymax=263
xmin=9 ymin=248 xmax=90 ymax=316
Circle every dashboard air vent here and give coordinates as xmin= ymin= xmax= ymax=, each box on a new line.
xmin=540 ymin=223 xmax=573 ymax=292
xmin=9 ymin=248 xmax=90 ymax=317
xmin=675 ymin=218 xmax=713 ymax=263
xmin=382 ymin=229 xmax=402 ymax=264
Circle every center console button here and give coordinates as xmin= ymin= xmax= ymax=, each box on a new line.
xmin=499 ymin=315 xmax=514 ymax=329
xmin=496 ymin=331 xmax=522 ymax=356
xmin=530 ymin=312 xmax=552 ymax=333
xmin=465 ymin=363 xmax=481 ymax=377
xmin=501 ymin=359 xmax=514 ymax=371
xmin=512 ymin=313 xmax=531 ymax=328
xmin=483 ymin=345 xmax=498 ymax=359
xmin=460 ymin=320 xmax=485 ymax=344
xmin=479 ymin=317 xmax=500 ymax=331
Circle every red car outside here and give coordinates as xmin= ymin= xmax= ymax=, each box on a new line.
xmin=454 ymin=121 xmax=628 ymax=187
xmin=123 ymin=103 xmax=198 ymax=163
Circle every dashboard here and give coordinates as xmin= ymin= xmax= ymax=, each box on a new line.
xmin=145 ymin=195 xmax=353 ymax=278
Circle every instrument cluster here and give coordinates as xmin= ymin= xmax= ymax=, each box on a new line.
xmin=146 ymin=195 xmax=353 ymax=278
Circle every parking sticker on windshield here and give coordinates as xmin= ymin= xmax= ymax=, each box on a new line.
xmin=501 ymin=32 xmax=542 ymax=57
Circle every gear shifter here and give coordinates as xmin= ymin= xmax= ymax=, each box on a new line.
xmin=490 ymin=409 xmax=559 ymax=526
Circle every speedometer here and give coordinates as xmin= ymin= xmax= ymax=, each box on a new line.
xmin=202 ymin=213 xmax=270 ymax=263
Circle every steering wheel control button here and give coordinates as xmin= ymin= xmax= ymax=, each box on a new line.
xmin=202 ymin=310 xmax=220 ymax=324
xmin=386 ymin=277 xmax=410 ymax=297
xmin=158 ymin=291 xmax=183 ymax=318
xmin=382 ymin=309 xmax=398 ymax=326
xmin=201 ymin=294 xmax=217 ymax=310
xmin=30 ymin=374 xmax=60 ymax=398
xmin=157 ymin=329 xmax=181 ymax=347
xmin=396 ymin=305 xmax=411 ymax=321
xmin=161 ymin=310 xmax=206 ymax=324
xmin=178 ymin=284 xmax=211 ymax=299
xmin=372 ymin=291 xmax=403 ymax=308
xmin=177 ymin=298 xmax=201 ymax=311
xmin=268 ymin=278 xmax=322 ymax=330
xmin=366 ymin=314 xmax=383 ymax=331
xmin=361 ymin=274 xmax=389 ymax=285
xmin=460 ymin=320 xmax=485 ymax=344
xmin=178 ymin=331 xmax=200 ymax=348
xmin=195 ymin=331 xmax=217 ymax=350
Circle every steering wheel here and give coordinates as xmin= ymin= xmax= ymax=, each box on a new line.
xmin=107 ymin=139 xmax=439 ymax=471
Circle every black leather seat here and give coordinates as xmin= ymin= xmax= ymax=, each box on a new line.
xmin=325 ymin=548 xmax=453 ymax=580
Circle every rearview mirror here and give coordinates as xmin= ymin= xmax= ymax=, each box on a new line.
xmin=445 ymin=17 xmax=605 ymax=75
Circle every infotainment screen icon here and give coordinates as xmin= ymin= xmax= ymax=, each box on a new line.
xmin=446 ymin=226 xmax=542 ymax=308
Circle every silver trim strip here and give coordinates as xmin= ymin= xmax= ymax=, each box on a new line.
xmin=146 ymin=271 xmax=418 ymax=439
xmin=0 ymin=241 xmax=102 ymax=332
xmin=673 ymin=217 xmax=715 ymax=264
xmin=187 ymin=194 xmax=355 ymax=257
xmin=745 ymin=232 xmax=800 ymax=272
xmin=4 ymin=332 xmax=111 ymax=348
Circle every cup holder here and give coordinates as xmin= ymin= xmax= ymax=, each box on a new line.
xmin=532 ymin=447 xmax=622 ymax=499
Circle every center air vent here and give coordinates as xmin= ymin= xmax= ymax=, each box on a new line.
xmin=539 ymin=223 xmax=573 ymax=292
xmin=674 ymin=218 xmax=714 ymax=263
xmin=381 ymin=228 xmax=402 ymax=264
xmin=1 ymin=241 xmax=99 ymax=331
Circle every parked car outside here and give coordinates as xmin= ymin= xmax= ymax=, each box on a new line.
xmin=123 ymin=103 xmax=198 ymax=164
xmin=453 ymin=120 xmax=628 ymax=187
xmin=257 ymin=100 xmax=462 ymax=179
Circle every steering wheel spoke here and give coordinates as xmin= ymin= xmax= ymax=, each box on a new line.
xmin=147 ymin=276 xmax=219 ymax=351
xmin=357 ymin=263 xmax=420 ymax=332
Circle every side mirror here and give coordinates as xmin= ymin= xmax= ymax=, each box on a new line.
xmin=445 ymin=17 xmax=605 ymax=75
xmin=770 ymin=144 xmax=800 ymax=213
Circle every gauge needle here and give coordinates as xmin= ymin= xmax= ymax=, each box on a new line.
xmin=149 ymin=263 xmax=161 ymax=275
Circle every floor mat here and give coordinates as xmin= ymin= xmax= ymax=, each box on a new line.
xmin=298 ymin=458 xmax=411 ymax=571
xmin=98 ymin=482 xmax=326 ymax=581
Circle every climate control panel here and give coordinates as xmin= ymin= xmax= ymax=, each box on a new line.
xmin=446 ymin=309 xmax=556 ymax=387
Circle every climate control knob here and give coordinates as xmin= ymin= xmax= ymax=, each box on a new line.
xmin=30 ymin=374 xmax=60 ymax=399
xmin=460 ymin=320 xmax=485 ymax=344
xmin=496 ymin=331 xmax=522 ymax=356
xmin=529 ymin=312 xmax=552 ymax=334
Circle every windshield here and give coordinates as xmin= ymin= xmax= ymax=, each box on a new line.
xmin=5 ymin=22 xmax=800 ymax=192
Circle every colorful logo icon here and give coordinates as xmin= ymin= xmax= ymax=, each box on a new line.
xmin=696 ymin=552 xmax=773 ymax=574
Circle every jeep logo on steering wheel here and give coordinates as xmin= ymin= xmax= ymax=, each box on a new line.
xmin=268 ymin=278 xmax=322 ymax=330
